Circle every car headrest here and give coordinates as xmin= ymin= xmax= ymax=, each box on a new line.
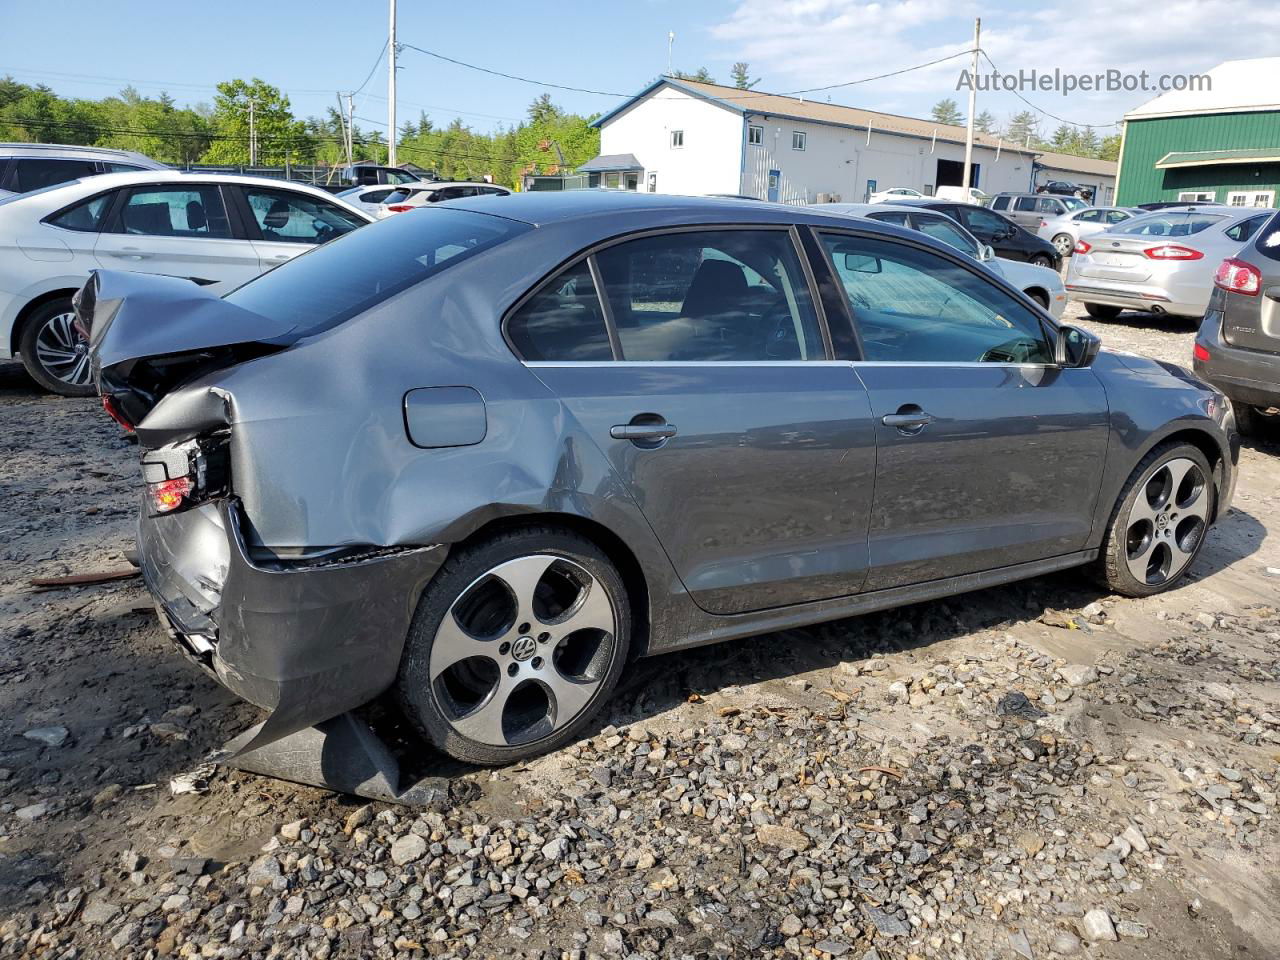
xmin=263 ymin=200 xmax=291 ymax=230
xmin=682 ymin=259 xmax=749 ymax=318
xmin=185 ymin=200 xmax=207 ymax=231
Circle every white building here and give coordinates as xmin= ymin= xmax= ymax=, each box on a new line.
xmin=587 ymin=77 xmax=1116 ymax=205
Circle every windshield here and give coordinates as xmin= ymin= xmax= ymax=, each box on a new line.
xmin=224 ymin=207 xmax=531 ymax=336
xmin=1114 ymin=212 xmax=1228 ymax=237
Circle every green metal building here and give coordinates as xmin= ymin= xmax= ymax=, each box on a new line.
xmin=1116 ymin=58 xmax=1280 ymax=208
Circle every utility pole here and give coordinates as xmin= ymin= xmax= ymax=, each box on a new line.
xmin=667 ymin=31 xmax=674 ymax=76
xmin=336 ymin=93 xmax=354 ymax=168
xmin=346 ymin=93 xmax=355 ymax=166
xmin=248 ymin=97 xmax=257 ymax=166
xmin=961 ymin=17 xmax=980 ymax=193
xmin=388 ymin=0 xmax=398 ymax=167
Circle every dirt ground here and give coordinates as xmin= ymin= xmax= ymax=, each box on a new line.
xmin=0 ymin=300 xmax=1277 ymax=960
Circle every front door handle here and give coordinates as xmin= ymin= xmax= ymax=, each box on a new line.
xmin=610 ymin=423 xmax=678 ymax=441
xmin=882 ymin=406 xmax=934 ymax=434
xmin=108 ymin=250 xmax=147 ymax=261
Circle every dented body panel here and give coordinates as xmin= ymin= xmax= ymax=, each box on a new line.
xmin=84 ymin=192 xmax=1239 ymax=755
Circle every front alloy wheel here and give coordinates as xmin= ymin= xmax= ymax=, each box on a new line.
xmin=398 ymin=529 xmax=629 ymax=764
xmin=1098 ymin=443 xmax=1214 ymax=596
xmin=1052 ymin=233 xmax=1074 ymax=255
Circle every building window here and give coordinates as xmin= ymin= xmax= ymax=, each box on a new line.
xmin=791 ymin=131 xmax=806 ymax=151
xmin=1178 ymin=191 xmax=1215 ymax=202
xmin=1226 ymin=190 xmax=1275 ymax=208
xmin=670 ymin=129 xmax=684 ymax=149
xmin=748 ymin=124 xmax=763 ymax=146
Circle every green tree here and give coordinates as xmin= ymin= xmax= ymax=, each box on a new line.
xmin=730 ymin=62 xmax=758 ymax=90
xmin=1099 ymin=133 xmax=1122 ymax=162
xmin=527 ymin=93 xmax=562 ymax=125
xmin=201 ymin=78 xmax=314 ymax=165
xmin=974 ymin=110 xmax=996 ymax=134
xmin=1004 ymin=110 xmax=1041 ymax=147
xmin=930 ymin=98 xmax=964 ymax=126
xmin=674 ymin=67 xmax=715 ymax=83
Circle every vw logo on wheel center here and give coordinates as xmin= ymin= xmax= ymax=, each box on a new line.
xmin=511 ymin=636 xmax=537 ymax=661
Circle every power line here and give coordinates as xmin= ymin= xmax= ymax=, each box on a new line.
xmin=350 ymin=39 xmax=387 ymax=97
xmin=398 ymin=41 xmax=980 ymax=102
xmin=978 ymin=51 xmax=1121 ymax=130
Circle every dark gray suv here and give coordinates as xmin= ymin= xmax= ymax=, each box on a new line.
xmin=1194 ymin=210 xmax=1280 ymax=437
xmin=84 ymin=192 xmax=1238 ymax=767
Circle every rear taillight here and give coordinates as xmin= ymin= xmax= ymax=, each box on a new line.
xmin=1193 ymin=343 xmax=1211 ymax=363
xmin=1074 ymin=240 xmax=1092 ymax=254
xmin=1039 ymin=220 xmax=1048 ymax=228
xmin=149 ymin=476 xmax=192 ymax=514
xmin=102 ymin=395 xmax=134 ymax=432
xmin=386 ymin=204 xmax=414 ymax=213
xmin=1214 ymin=257 xmax=1262 ymax=296
xmin=1143 ymin=244 xmax=1203 ymax=261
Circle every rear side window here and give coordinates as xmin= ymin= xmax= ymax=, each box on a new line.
xmin=46 ymin=191 xmax=115 ymax=232
xmin=507 ymin=261 xmax=612 ymax=361
xmin=224 ymin=207 xmax=530 ymax=336
xmin=13 ymin=157 xmax=100 ymax=192
xmin=912 ymin=214 xmax=979 ymax=258
xmin=1251 ymin=212 xmax=1280 ymax=262
xmin=1116 ymin=212 xmax=1227 ymax=237
xmin=595 ymin=230 xmax=824 ymax=362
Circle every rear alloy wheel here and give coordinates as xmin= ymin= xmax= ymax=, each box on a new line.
xmin=18 ymin=298 xmax=95 ymax=397
xmin=1052 ymin=233 xmax=1075 ymax=256
xmin=1084 ymin=303 xmax=1122 ymax=321
xmin=1097 ymin=442 xmax=1213 ymax=596
xmin=1030 ymin=253 xmax=1054 ymax=268
xmin=397 ymin=528 xmax=630 ymax=764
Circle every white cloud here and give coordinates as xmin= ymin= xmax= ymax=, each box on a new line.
xmin=708 ymin=0 xmax=1280 ymax=129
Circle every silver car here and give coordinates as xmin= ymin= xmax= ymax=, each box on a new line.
xmin=0 ymin=142 xmax=166 ymax=201
xmin=83 ymin=192 xmax=1237 ymax=773
xmin=1066 ymin=206 xmax=1276 ymax=320
xmin=1037 ymin=206 xmax=1139 ymax=257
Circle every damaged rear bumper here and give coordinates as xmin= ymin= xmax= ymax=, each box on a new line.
xmin=139 ymin=499 xmax=447 ymax=751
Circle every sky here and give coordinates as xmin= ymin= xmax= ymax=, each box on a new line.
xmin=3 ymin=0 xmax=1277 ymax=140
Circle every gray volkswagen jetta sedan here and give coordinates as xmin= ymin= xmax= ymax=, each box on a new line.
xmin=83 ymin=191 xmax=1238 ymax=765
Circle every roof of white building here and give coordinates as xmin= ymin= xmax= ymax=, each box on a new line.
xmin=596 ymin=77 xmax=1116 ymax=180
xmin=1124 ymin=58 xmax=1280 ymax=120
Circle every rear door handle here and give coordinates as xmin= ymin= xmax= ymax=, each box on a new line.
xmin=611 ymin=423 xmax=677 ymax=441
xmin=108 ymin=251 xmax=147 ymax=261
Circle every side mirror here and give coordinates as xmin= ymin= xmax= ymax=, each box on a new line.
xmin=979 ymin=244 xmax=996 ymax=263
xmin=843 ymin=252 xmax=883 ymax=274
xmin=1055 ymin=324 xmax=1101 ymax=368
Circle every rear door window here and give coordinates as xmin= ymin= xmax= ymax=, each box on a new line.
xmin=1074 ymin=210 xmax=1102 ymax=223
xmin=241 ymin=186 xmax=365 ymax=244
xmin=224 ymin=207 xmax=530 ymax=336
xmin=991 ymin=196 xmax=1010 ymax=210
xmin=107 ymin=186 xmax=232 ymax=238
xmin=1251 ymin=212 xmax=1280 ymax=262
xmin=867 ymin=211 xmax=910 ymax=226
xmin=594 ymin=230 xmax=824 ymax=362
xmin=13 ymin=157 xmax=100 ymax=192
xmin=911 ymin=213 xmax=980 ymax=258
xmin=506 ymin=261 xmax=612 ymax=361
xmin=1014 ymin=197 xmax=1038 ymax=212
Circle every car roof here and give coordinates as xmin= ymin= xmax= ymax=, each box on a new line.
xmin=0 ymin=142 xmax=166 ymax=166
xmin=0 ymin=169 xmax=372 ymax=220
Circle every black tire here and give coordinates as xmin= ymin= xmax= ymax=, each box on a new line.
xmin=1231 ymin=399 xmax=1280 ymax=439
xmin=18 ymin=297 xmax=95 ymax=397
xmin=1027 ymin=290 xmax=1050 ymax=311
xmin=397 ymin=526 xmax=631 ymax=765
xmin=1095 ymin=441 xmax=1214 ymax=597
xmin=1030 ymin=254 xmax=1054 ymax=268
xmin=1084 ymin=303 xmax=1122 ymax=321
xmin=1052 ymin=233 xmax=1075 ymax=256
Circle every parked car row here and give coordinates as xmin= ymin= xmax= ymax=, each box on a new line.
xmin=337 ymin=181 xmax=511 ymax=218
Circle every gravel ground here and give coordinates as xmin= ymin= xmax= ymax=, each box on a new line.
xmin=1 ymin=300 xmax=1278 ymax=960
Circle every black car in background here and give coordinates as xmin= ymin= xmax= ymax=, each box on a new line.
xmin=895 ymin=199 xmax=1062 ymax=269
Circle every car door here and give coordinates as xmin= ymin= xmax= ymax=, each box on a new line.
xmin=232 ymin=184 xmax=368 ymax=270
xmin=1011 ymin=196 xmax=1041 ymax=229
xmin=93 ymin=183 xmax=262 ymax=286
xmin=955 ymin=205 xmax=1023 ymax=260
xmin=506 ymin=227 xmax=878 ymax=615
xmin=813 ymin=228 xmax=1109 ymax=590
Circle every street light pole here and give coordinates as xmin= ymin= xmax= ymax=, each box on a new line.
xmin=248 ymin=97 xmax=257 ymax=166
xmin=962 ymin=17 xmax=980 ymax=193
xmin=388 ymin=0 xmax=398 ymax=166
